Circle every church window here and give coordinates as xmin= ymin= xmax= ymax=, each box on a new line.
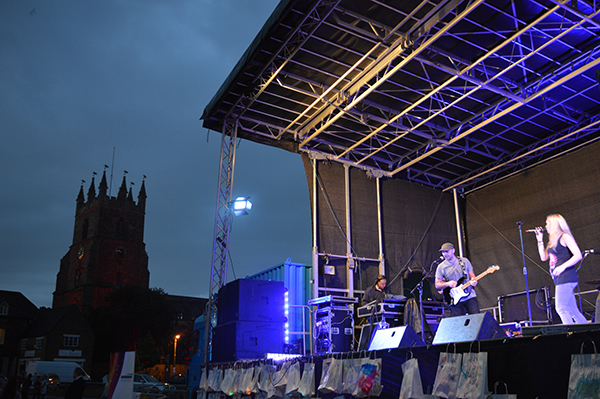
xmin=75 ymin=268 xmax=83 ymax=285
xmin=0 ymin=301 xmax=8 ymax=315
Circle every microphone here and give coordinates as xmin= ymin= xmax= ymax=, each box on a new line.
xmin=525 ymin=228 xmax=546 ymax=233
xmin=583 ymin=249 xmax=599 ymax=255
xmin=432 ymin=255 xmax=444 ymax=264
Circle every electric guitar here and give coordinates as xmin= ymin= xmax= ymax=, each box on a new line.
xmin=442 ymin=265 xmax=500 ymax=306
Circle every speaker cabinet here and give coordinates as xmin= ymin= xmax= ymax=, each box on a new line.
xmin=217 ymin=279 xmax=285 ymax=325
xmin=368 ymin=325 xmax=425 ymax=350
xmin=432 ymin=312 xmax=506 ymax=345
xmin=498 ymin=287 xmax=553 ymax=324
xmin=212 ymin=320 xmax=284 ymax=363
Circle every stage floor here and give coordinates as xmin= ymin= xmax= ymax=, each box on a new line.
xmin=208 ymin=322 xmax=600 ymax=398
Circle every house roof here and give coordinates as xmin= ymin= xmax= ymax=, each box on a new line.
xmin=23 ymin=306 xmax=80 ymax=337
xmin=0 ymin=290 xmax=39 ymax=319
xmin=202 ymin=0 xmax=600 ymax=194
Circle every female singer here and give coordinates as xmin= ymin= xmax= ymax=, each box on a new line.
xmin=535 ymin=214 xmax=587 ymax=324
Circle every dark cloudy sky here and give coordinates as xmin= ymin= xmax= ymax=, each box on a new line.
xmin=0 ymin=0 xmax=312 ymax=308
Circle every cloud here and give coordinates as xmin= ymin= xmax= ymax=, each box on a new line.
xmin=0 ymin=0 xmax=311 ymax=307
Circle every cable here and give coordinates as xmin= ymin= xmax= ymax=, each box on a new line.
xmin=466 ymin=200 xmax=550 ymax=276
xmin=534 ymin=286 xmax=552 ymax=311
xmin=315 ymin=168 xmax=359 ymax=259
xmin=315 ymin=164 xmax=368 ymax=296
xmin=388 ymin=189 xmax=447 ymax=287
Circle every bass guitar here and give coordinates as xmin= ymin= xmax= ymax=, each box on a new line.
xmin=443 ymin=265 xmax=500 ymax=306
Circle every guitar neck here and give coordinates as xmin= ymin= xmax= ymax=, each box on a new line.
xmin=459 ymin=266 xmax=498 ymax=290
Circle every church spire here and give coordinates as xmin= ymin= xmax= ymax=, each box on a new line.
xmin=127 ymin=183 xmax=134 ymax=204
xmin=87 ymin=173 xmax=97 ymax=202
xmin=77 ymin=180 xmax=85 ymax=209
xmin=138 ymin=176 xmax=147 ymax=212
xmin=117 ymin=172 xmax=128 ymax=202
xmin=98 ymin=170 xmax=108 ymax=200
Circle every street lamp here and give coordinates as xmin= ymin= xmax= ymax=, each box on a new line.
xmin=173 ymin=334 xmax=180 ymax=375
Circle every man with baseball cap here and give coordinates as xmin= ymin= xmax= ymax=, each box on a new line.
xmin=434 ymin=242 xmax=480 ymax=316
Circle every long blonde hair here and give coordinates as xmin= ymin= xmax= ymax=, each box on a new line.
xmin=546 ymin=213 xmax=572 ymax=249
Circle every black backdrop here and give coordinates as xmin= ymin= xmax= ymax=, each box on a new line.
xmin=301 ymin=156 xmax=457 ymax=300
xmin=302 ymin=139 xmax=600 ymax=312
xmin=465 ymin=140 xmax=600 ymax=310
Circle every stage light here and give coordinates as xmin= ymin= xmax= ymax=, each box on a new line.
xmin=284 ymin=291 xmax=289 ymax=342
xmin=232 ymin=197 xmax=252 ymax=216
xmin=265 ymin=353 xmax=302 ymax=362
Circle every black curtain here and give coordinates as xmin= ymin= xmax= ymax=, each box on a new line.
xmin=302 ymin=139 xmax=600 ymax=314
xmin=465 ymin=140 xmax=600 ymax=310
xmin=301 ymin=156 xmax=457 ymax=300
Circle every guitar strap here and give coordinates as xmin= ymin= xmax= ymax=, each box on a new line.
xmin=458 ymin=257 xmax=467 ymax=280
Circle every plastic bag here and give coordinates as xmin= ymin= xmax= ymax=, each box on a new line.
xmin=238 ymin=367 xmax=254 ymax=395
xmin=219 ymin=367 xmax=235 ymax=395
xmin=297 ymin=362 xmax=315 ymax=397
xmin=273 ymin=361 xmax=290 ymax=389
xmin=199 ymin=366 xmax=208 ymax=391
xmin=285 ymin=362 xmax=301 ymax=395
xmin=207 ymin=368 xmax=222 ymax=392
xmin=259 ymin=363 xmax=276 ymax=398
xmin=318 ymin=357 xmax=343 ymax=394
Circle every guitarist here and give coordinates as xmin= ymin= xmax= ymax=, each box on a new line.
xmin=434 ymin=242 xmax=480 ymax=316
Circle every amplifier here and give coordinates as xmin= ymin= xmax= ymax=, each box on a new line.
xmin=421 ymin=300 xmax=446 ymax=333
xmin=357 ymin=299 xmax=404 ymax=318
xmin=498 ymin=287 xmax=553 ymax=324
xmin=308 ymin=295 xmax=357 ymax=311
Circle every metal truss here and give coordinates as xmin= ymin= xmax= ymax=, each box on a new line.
xmin=203 ymin=0 xmax=600 ymax=193
xmin=204 ymin=119 xmax=238 ymax=363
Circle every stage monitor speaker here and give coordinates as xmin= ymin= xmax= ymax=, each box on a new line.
xmin=432 ymin=312 xmax=506 ymax=345
xmin=358 ymin=322 xmax=382 ymax=351
xmin=368 ymin=325 xmax=425 ymax=351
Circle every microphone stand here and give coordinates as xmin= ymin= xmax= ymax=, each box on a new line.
xmin=410 ymin=259 xmax=439 ymax=344
xmin=517 ymin=221 xmax=533 ymax=326
xmin=575 ymin=253 xmax=589 ymax=315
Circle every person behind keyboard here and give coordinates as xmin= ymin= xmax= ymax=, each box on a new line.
xmin=363 ymin=274 xmax=389 ymax=304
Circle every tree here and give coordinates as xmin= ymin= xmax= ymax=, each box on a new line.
xmin=88 ymin=286 xmax=176 ymax=366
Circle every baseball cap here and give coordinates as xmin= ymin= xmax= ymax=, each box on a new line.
xmin=439 ymin=242 xmax=454 ymax=251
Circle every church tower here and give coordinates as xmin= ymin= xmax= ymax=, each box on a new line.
xmin=53 ymin=171 xmax=150 ymax=314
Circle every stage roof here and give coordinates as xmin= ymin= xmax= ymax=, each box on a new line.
xmin=202 ymin=0 xmax=600 ymax=193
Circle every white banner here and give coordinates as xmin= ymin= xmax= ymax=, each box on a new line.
xmin=107 ymin=351 xmax=135 ymax=399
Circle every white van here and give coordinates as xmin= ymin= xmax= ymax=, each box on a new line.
xmin=26 ymin=361 xmax=90 ymax=383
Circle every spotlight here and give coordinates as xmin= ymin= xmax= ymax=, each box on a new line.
xmin=232 ymin=197 xmax=252 ymax=216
